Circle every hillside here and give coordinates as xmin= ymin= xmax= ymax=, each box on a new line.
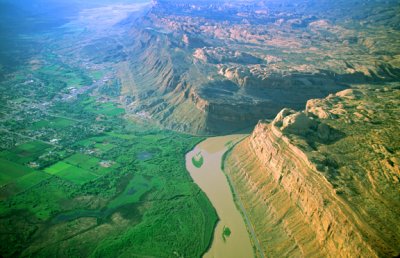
xmin=0 ymin=0 xmax=399 ymax=257
xmin=118 ymin=0 xmax=400 ymax=134
xmin=224 ymin=85 xmax=400 ymax=257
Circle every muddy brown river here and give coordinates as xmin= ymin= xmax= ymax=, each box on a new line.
xmin=186 ymin=135 xmax=254 ymax=258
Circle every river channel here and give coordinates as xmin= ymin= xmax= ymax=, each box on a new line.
xmin=186 ymin=135 xmax=254 ymax=258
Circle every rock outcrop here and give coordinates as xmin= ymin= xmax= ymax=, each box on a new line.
xmin=116 ymin=0 xmax=400 ymax=135
xmin=224 ymin=86 xmax=400 ymax=257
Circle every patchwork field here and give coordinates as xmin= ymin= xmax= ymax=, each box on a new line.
xmin=0 ymin=159 xmax=36 ymax=186
xmin=84 ymin=100 xmax=125 ymax=117
xmin=45 ymin=161 xmax=97 ymax=185
xmin=0 ymin=45 xmax=216 ymax=257
xmin=0 ymin=141 xmax=52 ymax=165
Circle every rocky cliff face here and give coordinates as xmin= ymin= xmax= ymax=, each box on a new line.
xmin=117 ymin=0 xmax=400 ymax=135
xmin=225 ymin=86 xmax=400 ymax=257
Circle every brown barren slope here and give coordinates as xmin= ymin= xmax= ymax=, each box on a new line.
xmin=119 ymin=0 xmax=400 ymax=135
xmin=225 ymin=85 xmax=400 ymax=257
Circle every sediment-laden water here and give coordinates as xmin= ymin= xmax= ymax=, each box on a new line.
xmin=186 ymin=135 xmax=253 ymax=258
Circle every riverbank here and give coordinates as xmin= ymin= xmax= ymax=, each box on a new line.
xmin=185 ymin=135 xmax=254 ymax=258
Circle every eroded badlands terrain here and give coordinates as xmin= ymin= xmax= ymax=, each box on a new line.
xmin=118 ymin=0 xmax=400 ymax=134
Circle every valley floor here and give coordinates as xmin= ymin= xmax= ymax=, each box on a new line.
xmin=186 ymin=135 xmax=255 ymax=258
xmin=0 ymin=2 xmax=218 ymax=257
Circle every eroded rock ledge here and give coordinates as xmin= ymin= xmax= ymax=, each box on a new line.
xmin=225 ymin=86 xmax=400 ymax=257
xmin=118 ymin=0 xmax=400 ymax=135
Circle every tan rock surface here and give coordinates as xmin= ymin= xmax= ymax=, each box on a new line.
xmin=225 ymin=85 xmax=400 ymax=257
xmin=118 ymin=0 xmax=400 ymax=135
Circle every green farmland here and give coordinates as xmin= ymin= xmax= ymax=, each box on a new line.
xmin=0 ymin=159 xmax=36 ymax=186
xmin=0 ymin=1 xmax=217 ymax=257
xmin=0 ymin=58 xmax=216 ymax=257
xmin=31 ymin=117 xmax=76 ymax=129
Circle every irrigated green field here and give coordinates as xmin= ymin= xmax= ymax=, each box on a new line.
xmin=53 ymin=165 xmax=97 ymax=184
xmin=45 ymin=161 xmax=98 ymax=184
xmin=0 ymin=141 xmax=52 ymax=165
xmin=0 ymin=54 xmax=216 ymax=258
xmin=1 ymin=95 xmax=216 ymax=258
xmin=31 ymin=117 xmax=76 ymax=129
xmin=0 ymin=158 xmax=36 ymax=186
xmin=0 ymin=1 xmax=218 ymax=257
xmin=1 ymin=124 xmax=216 ymax=257
xmin=84 ymin=100 xmax=125 ymax=117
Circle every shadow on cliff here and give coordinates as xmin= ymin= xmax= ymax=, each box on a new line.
xmin=288 ymin=121 xmax=347 ymax=151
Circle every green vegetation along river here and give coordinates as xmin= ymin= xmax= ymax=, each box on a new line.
xmin=186 ymin=135 xmax=254 ymax=258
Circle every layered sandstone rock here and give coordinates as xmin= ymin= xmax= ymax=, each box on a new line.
xmin=225 ymin=86 xmax=400 ymax=257
xmin=117 ymin=0 xmax=400 ymax=135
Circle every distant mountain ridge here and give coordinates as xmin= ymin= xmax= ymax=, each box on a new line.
xmin=118 ymin=0 xmax=400 ymax=135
